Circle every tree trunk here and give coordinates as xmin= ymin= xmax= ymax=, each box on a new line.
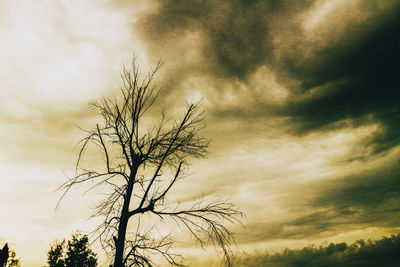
xmin=113 ymin=168 xmax=137 ymax=267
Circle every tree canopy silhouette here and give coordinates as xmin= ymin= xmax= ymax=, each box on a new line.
xmin=47 ymin=232 xmax=97 ymax=267
xmin=58 ymin=60 xmax=242 ymax=267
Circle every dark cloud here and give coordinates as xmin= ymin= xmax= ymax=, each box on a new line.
xmin=135 ymin=1 xmax=400 ymax=249
xmin=138 ymin=0 xmax=313 ymax=79
xmin=284 ymin=7 xmax=400 ymax=153
xmin=233 ymin=234 xmax=400 ymax=267
xmin=139 ymin=0 xmax=400 ymax=153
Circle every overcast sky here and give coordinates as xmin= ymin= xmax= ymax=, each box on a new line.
xmin=1 ymin=0 xmax=399 ymax=266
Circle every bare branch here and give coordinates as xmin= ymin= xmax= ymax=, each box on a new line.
xmin=152 ymin=200 xmax=244 ymax=266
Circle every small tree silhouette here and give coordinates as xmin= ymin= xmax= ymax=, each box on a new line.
xmin=0 ymin=244 xmax=7 ymax=267
xmin=0 ymin=244 xmax=20 ymax=267
xmin=58 ymin=59 xmax=243 ymax=266
xmin=47 ymin=232 xmax=97 ymax=267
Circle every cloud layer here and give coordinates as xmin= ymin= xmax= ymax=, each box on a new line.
xmin=134 ymin=0 xmax=400 ymax=254
xmin=233 ymin=234 xmax=400 ymax=267
xmin=138 ymin=0 xmax=400 ymax=153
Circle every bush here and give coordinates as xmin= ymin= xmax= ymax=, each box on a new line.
xmin=47 ymin=232 xmax=97 ymax=267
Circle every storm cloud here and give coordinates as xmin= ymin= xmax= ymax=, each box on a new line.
xmin=283 ymin=5 xmax=400 ymax=154
xmin=138 ymin=0 xmax=400 ymax=154
xmin=233 ymin=234 xmax=400 ymax=267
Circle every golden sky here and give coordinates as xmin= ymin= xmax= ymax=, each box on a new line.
xmin=1 ymin=0 xmax=399 ymax=266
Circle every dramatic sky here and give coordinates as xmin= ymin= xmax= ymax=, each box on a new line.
xmin=1 ymin=0 xmax=399 ymax=266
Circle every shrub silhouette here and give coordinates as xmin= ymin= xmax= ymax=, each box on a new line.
xmin=47 ymin=232 xmax=97 ymax=267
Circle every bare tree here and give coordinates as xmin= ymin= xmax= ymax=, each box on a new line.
xmin=58 ymin=60 xmax=243 ymax=267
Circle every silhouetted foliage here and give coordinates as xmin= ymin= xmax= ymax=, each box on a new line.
xmin=232 ymin=234 xmax=400 ymax=267
xmin=0 ymin=244 xmax=20 ymax=267
xmin=58 ymin=59 xmax=243 ymax=266
xmin=47 ymin=232 xmax=97 ymax=267
xmin=0 ymin=244 xmax=6 ymax=267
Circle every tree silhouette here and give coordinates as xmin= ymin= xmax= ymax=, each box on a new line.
xmin=0 ymin=244 xmax=6 ymax=267
xmin=47 ymin=240 xmax=65 ymax=267
xmin=47 ymin=232 xmax=97 ymax=267
xmin=0 ymin=244 xmax=20 ymax=267
xmin=58 ymin=60 xmax=242 ymax=266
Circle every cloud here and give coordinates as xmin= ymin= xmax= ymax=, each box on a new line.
xmin=136 ymin=0 xmax=316 ymax=102
xmin=233 ymin=234 xmax=400 ymax=267
xmin=0 ymin=0 xmax=141 ymax=165
xmin=228 ymin=145 xmax=400 ymax=244
xmin=0 ymin=1 xmax=140 ymax=265
xmin=136 ymin=0 xmax=400 ymax=154
xmin=309 ymin=152 xmax=400 ymax=229
xmin=281 ymin=4 xmax=400 ymax=153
